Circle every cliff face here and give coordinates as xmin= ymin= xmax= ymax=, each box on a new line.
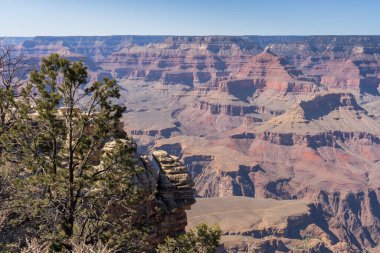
xmin=124 ymin=147 xmax=196 ymax=251
xmin=6 ymin=35 xmax=379 ymax=94
xmin=235 ymin=48 xmax=317 ymax=93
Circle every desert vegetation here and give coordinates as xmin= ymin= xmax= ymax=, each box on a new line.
xmin=156 ymin=224 xmax=221 ymax=253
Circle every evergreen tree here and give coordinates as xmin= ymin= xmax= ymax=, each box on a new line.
xmin=1 ymin=54 xmax=147 ymax=251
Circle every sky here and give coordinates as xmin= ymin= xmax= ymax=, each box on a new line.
xmin=1 ymin=0 xmax=379 ymax=36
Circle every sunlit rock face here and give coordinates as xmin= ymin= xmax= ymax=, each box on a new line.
xmin=5 ymin=35 xmax=380 ymax=251
xmin=116 ymin=145 xmax=196 ymax=252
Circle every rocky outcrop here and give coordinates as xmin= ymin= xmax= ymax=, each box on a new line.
xmin=153 ymin=150 xmax=196 ymax=211
xmin=234 ymin=48 xmax=317 ymax=93
xmin=162 ymin=72 xmax=194 ymax=86
xmin=218 ymin=79 xmax=256 ymax=101
xmin=149 ymin=150 xmax=195 ymax=246
xmin=299 ymin=92 xmax=365 ymax=118
xmin=195 ymin=100 xmax=258 ymax=116
xmin=145 ymin=69 xmax=164 ymax=81
xmin=120 ymin=147 xmax=196 ymax=251
xmin=130 ymin=126 xmax=179 ymax=138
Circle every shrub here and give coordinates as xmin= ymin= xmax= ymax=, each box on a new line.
xmin=157 ymin=223 xmax=222 ymax=253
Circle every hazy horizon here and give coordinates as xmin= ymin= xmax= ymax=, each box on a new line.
xmin=2 ymin=35 xmax=380 ymax=38
xmin=1 ymin=0 xmax=379 ymax=37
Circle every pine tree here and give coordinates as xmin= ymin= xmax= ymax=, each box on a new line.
xmin=1 ymin=54 xmax=147 ymax=251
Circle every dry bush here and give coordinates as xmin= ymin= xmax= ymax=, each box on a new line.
xmin=21 ymin=238 xmax=114 ymax=253
xmin=21 ymin=239 xmax=50 ymax=253
xmin=69 ymin=240 xmax=115 ymax=253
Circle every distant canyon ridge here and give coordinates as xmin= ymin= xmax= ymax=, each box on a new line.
xmin=2 ymin=35 xmax=380 ymax=252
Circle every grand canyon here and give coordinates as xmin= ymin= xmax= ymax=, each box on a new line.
xmin=2 ymin=35 xmax=380 ymax=252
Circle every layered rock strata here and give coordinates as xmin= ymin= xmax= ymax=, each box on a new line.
xmin=120 ymin=146 xmax=196 ymax=251
xmin=150 ymin=150 xmax=196 ymax=244
xmin=7 ymin=35 xmax=379 ymax=93
xmin=153 ymin=91 xmax=380 ymax=251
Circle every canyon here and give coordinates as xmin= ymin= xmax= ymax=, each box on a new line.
xmin=2 ymin=35 xmax=380 ymax=252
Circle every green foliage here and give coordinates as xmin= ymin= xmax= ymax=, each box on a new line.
xmin=156 ymin=223 xmax=222 ymax=253
xmin=0 ymin=53 xmax=148 ymax=251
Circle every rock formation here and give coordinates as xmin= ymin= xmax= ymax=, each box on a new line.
xmin=234 ymin=47 xmax=316 ymax=93
xmin=120 ymin=146 xmax=196 ymax=251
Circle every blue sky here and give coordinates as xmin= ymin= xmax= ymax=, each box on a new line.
xmin=1 ymin=0 xmax=379 ymax=36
